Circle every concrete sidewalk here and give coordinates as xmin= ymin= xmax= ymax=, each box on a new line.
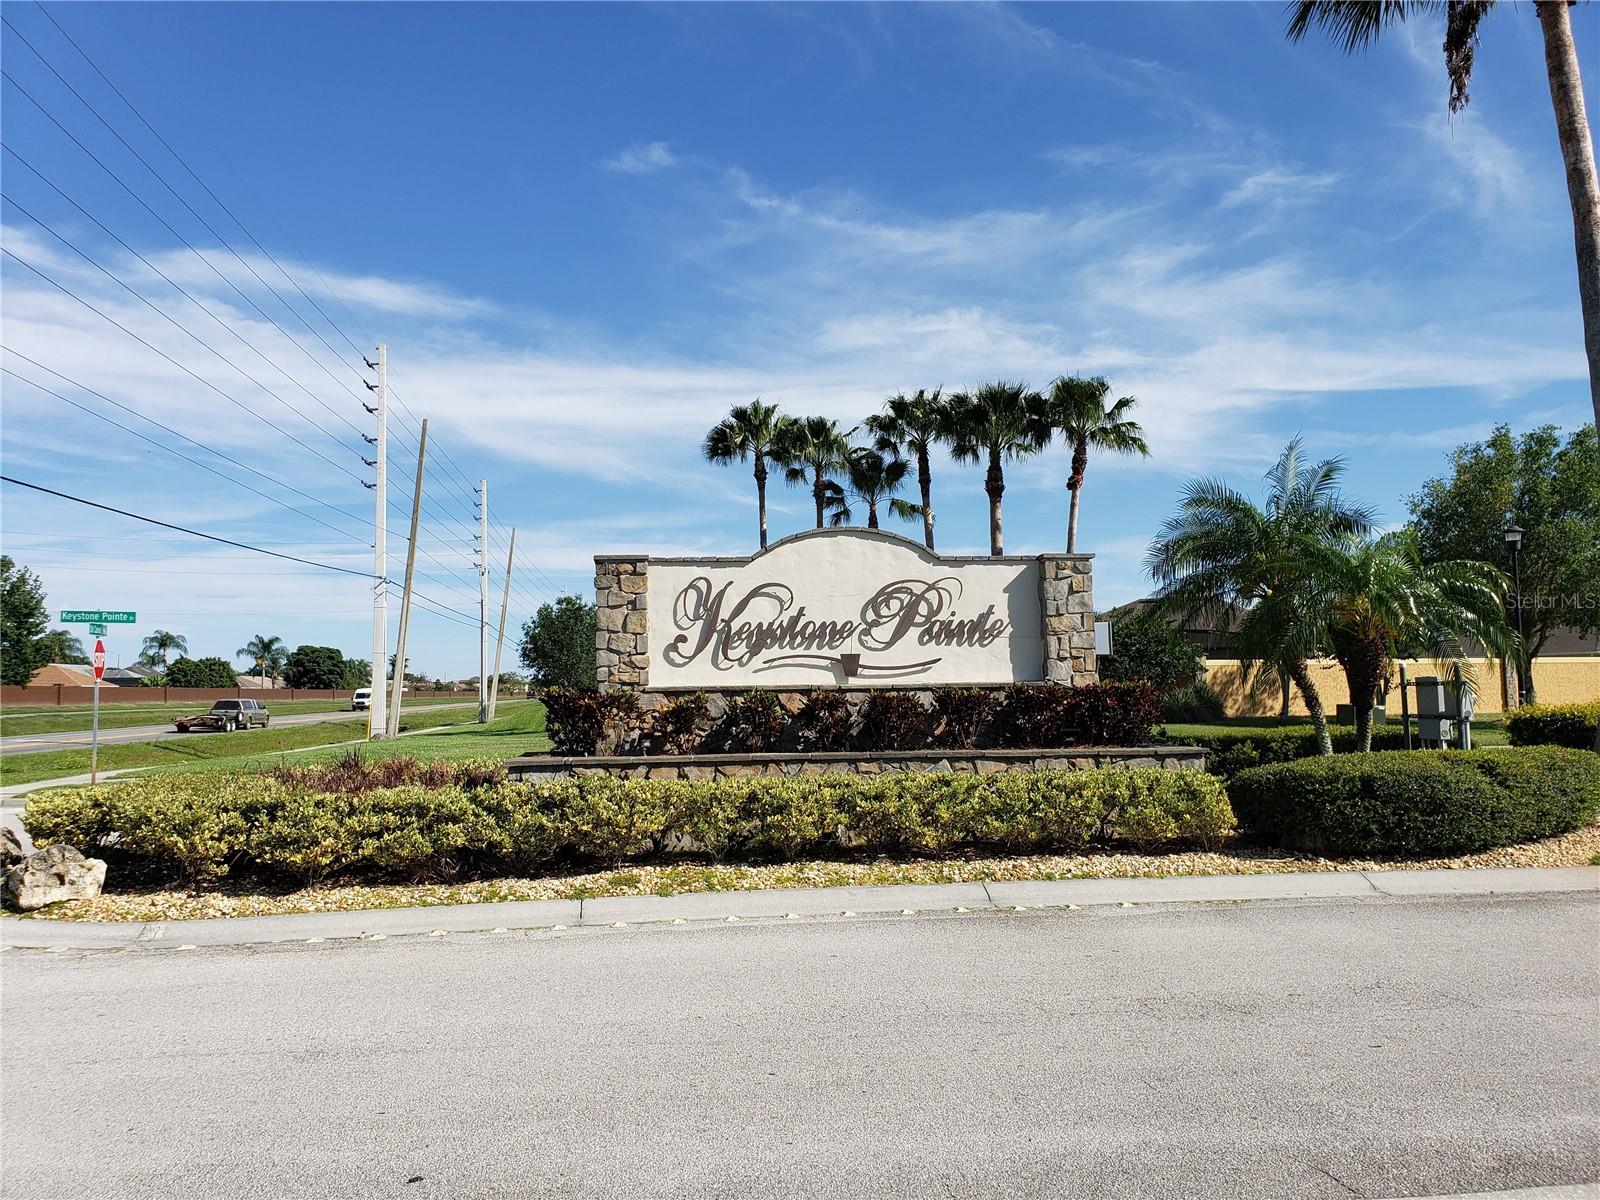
xmin=3 ymin=865 xmax=1593 ymax=951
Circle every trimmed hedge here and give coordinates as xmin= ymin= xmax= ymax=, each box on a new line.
xmin=23 ymin=764 xmax=1235 ymax=889
xmin=1228 ymin=746 xmax=1600 ymax=856
xmin=1506 ymin=701 xmax=1600 ymax=749
xmin=1175 ymin=725 xmax=1411 ymax=779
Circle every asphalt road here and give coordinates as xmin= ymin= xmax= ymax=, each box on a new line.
xmin=0 ymin=704 xmax=468 ymax=755
xmin=3 ymin=893 xmax=1596 ymax=1200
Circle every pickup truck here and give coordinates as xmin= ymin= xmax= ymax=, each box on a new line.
xmin=173 ymin=699 xmax=271 ymax=733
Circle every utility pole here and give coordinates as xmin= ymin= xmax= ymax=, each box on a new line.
xmin=477 ymin=479 xmax=489 ymax=724
xmin=368 ymin=344 xmax=389 ymax=741
xmin=488 ymin=527 xmax=515 ymax=721
xmin=387 ymin=419 xmax=427 ymax=739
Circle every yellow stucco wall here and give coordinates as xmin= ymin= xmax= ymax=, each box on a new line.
xmin=1202 ymin=657 xmax=1600 ymax=718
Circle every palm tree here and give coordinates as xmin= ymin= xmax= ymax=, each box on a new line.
xmin=1303 ymin=530 xmax=1515 ymax=751
xmin=236 ymin=634 xmax=288 ymax=687
xmin=1045 ymin=375 xmax=1150 ymax=553
xmin=828 ymin=446 xmax=915 ymax=530
xmin=864 ymin=389 xmax=952 ymax=550
xmin=946 ymin=381 xmax=1051 ymax=556
xmin=139 ymin=629 xmax=187 ymax=671
xmin=1287 ymin=1 xmax=1599 ymax=434
xmin=773 ymin=415 xmax=853 ymax=530
xmin=702 ymin=399 xmax=793 ymax=550
xmin=1146 ymin=438 xmax=1376 ymax=755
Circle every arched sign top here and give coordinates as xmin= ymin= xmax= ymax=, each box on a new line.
xmin=628 ymin=525 xmax=1071 ymax=569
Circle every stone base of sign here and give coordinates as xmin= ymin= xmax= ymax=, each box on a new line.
xmin=594 ymin=555 xmax=651 ymax=690
xmin=508 ymin=746 xmax=1206 ymax=781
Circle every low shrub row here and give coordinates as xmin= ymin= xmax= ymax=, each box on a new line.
xmin=541 ymin=681 xmax=1162 ymax=757
xmin=1228 ymin=746 xmax=1600 ymax=856
xmin=24 ymin=764 xmax=1233 ymax=889
xmin=1171 ymin=725 xmax=1412 ymax=779
xmin=1506 ymin=701 xmax=1600 ymax=749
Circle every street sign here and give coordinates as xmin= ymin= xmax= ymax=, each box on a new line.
xmin=88 ymin=622 xmax=107 ymax=636
xmin=61 ymin=610 xmax=136 ymax=624
xmin=93 ymin=638 xmax=106 ymax=681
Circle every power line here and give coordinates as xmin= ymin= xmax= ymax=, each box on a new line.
xmin=3 ymin=186 xmax=366 ymax=454
xmin=0 ymin=66 xmax=372 ymax=420
xmin=2 ymin=249 xmax=365 ymax=484
xmin=3 ymin=143 xmax=366 ymax=439
xmin=2 ymin=366 xmax=369 ymax=544
xmin=0 ymin=347 xmax=373 ymax=538
xmin=0 ymin=475 xmax=378 ymax=579
xmin=1 ymin=19 xmax=376 ymax=404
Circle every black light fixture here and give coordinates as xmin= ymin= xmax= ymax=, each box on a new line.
xmin=1503 ymin=524 xmax=1526 ymax=705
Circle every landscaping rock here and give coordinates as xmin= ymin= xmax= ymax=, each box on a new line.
xmin=2 ymin=827 xmax=26 ymax=870
xmin=4 ymin=844 xmax=107 ymax=911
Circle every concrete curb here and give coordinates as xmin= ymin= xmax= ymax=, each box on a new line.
xmin=2 ymin=865 xmax=1594 ymax=952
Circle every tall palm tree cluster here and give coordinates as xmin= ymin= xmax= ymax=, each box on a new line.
xmin=703 ymin=378 xmax=1149 ymax=555
xmin=1147 ymin=439 xmax=1516 ymax=754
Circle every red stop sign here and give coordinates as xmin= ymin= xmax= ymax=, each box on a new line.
xmin=93 ymin=638 xmax=105 ymax=681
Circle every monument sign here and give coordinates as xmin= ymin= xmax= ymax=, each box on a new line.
xmin=595 ymin=529 xmax=1096 ymax=692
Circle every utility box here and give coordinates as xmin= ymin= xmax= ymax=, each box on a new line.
xmin=1413 ymin=676 xmax=1452 ymax=746
xmin=1335 ymin=704 xmax=1387 ymax=726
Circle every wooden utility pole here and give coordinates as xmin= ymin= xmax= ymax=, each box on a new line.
xmin=368 ymin=344 xmax=388 ymax=740
xmin=488 ymin=527 xmax=516 ymax=722
xmin=386 ymin=419 xmax=427 ymax=739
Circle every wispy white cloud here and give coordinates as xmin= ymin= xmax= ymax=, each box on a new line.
xmin=1219 ymin=167 xmax=1343 ymax=208
xmin=602 ymin=141 xmax=679 ymax=175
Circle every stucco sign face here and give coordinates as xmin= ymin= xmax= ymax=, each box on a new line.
xmin=647 ymin=530 xmax=1044 ymax=687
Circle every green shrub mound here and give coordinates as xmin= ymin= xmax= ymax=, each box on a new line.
xmin=1506 ymin=701 xmax=1600 ymax=749
xmin=1176 ymin=726 xmax=1411 ymax=779
xmin=1228 ymin=747 xmax=1600 ymax=857
xmin=24 ymin=762 xmax=1235 ymax=890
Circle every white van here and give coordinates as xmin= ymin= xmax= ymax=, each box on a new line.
xmin=351 ymin=687 xmax=372 ymax=711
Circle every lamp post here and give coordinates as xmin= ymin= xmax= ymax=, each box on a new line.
xmin=1503 ymin=524 xmax=1526 ymax=706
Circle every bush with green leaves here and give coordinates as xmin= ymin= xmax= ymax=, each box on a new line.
xmin=1100 ymin=608 xmax=1204 ymax=694
xmin=26 ymin=766 xmax=1237 ymax=890
xmin=164 ymin=656 xmax=238 ymax=689
xmin=1175 ymin=725 xmax=1410 ymax=779
xmin=1228 ymin=746 xmax=1600 ymax=856
xmin=1506 ymin=701 xmax=1600 ymax=749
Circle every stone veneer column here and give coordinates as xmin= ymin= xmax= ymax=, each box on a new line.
xmin=1037 ymin=554 xmax=1097 ymax=685
xmin=594 ymin=555 xmax=650 ymax=692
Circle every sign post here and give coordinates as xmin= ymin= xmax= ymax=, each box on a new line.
xmin=91 ymin=637 xmax=105 ymax=784
xmin=59 ymin=613 xmax=135 ymax=786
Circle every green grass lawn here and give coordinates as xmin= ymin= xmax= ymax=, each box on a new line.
xmin=1162 ymin=715 xmax=1510 ymax=747
xmin=0 ymin=694 xmax=472 ymax=736
xmin=154 ymin=701 xmax=550 ymax=775
xmin=1 ymin=702 xmax=538 ymax=788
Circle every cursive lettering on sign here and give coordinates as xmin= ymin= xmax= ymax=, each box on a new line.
xmin=664 ymin=575 xmax=1008 ymax=672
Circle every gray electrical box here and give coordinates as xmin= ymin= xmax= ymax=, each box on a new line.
xmin=1412 ymin=674 xmax=1475 ymax=749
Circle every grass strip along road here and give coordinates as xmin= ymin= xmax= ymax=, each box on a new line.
xmin=0 ymin=694 xmax=471 ymax=736
xmin=1 ymin=702 xmax=542 ymax=788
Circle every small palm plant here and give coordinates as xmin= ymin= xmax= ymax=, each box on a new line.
xmin=863 ymin=389 xmax=952 ymax=550
xmin=236 ymin=634 xmax=288 ymax=686
xmin=703 ymin=399 xmax=793 ymax=550
xmin=1146 ymin=438 xmax=1375 ymax=755
xmin=773 ymin=415 xmax=853 ymax=530
xmin=946 ymin=381 xmax=1051 ymax=555
xmin=1299 ymin=530 xmax=1515 ymax=751
xmin=139 ymin=629 xmax=188 ymax=670
xmin=1045 ymin=375 xmax=1149 ymax=553
xmin=828 ymin=446 xmax=915 ymax=530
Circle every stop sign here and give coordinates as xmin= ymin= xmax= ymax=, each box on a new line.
xmin=93 ymin=638 xmax=105 ymax=681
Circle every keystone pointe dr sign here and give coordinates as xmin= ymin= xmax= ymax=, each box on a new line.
xmin=593 ymin=529 xmax=1097 ymax=691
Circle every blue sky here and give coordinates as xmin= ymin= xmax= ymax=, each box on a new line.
xmin=1 ymin=2 xmax=1594 ymax=678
